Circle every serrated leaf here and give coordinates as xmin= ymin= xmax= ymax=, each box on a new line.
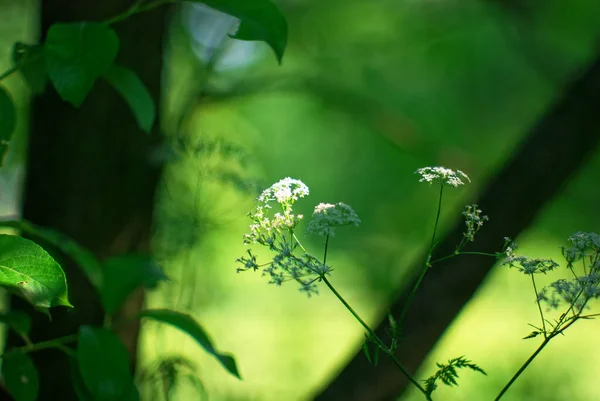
xmin=44 ymin=22 xmax=119 ymax=107
xmin=0 ymin=85 xmax=16 ymax=141
xmin=12 ymin=43 xmax=48 ymax=94
xmin=0 ymin=310 xmax=31 ymax=338
xmin=139 ymin=309 xmax=240 ymax=379
xmin=197 ymin=0 xmax=287 ymax=63
xmin=1 ymin=352 xmax=39 ymax=401
xmin=102 ymin=64 xmax=155 ymax=133
xmin=100 ymin=254 xmax=168 ymax=315
xmin=76 ymin=326 xmax=137 ymax=401
xmin=0 ymin=235 xmax=72 ymax=313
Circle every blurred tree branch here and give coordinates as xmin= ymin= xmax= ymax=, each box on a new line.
xmin=311 ymin=47 xmax=600 ymax=401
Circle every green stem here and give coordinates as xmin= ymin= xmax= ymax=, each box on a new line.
xmin=104 ymin=0 xmax=176 ymax=25
xmin=431 ymin=251 xmax=498 ymax=265
xmin=399 ymin=185 xmax=444 ymax=324
xmin=494 ymin=338 xmax=550 ymax=401
xmin=531 ymin=275 xmax=547 ymax=337
xmin=1 ymin=334 xmax=78 ymax=359
xmin=0 ymin=65 xmax=19 ymax=82
xmin=321 ymin=277 xmax=429 ymax=398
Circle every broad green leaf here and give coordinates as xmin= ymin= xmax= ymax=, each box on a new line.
xmin=0 ymin=235 xmax=72 ymax=313
xmin=0 ymin=220 xmax=103 ymax=289
xmin=139 ymin=309 xmax=240 ymax=378
xmin=100 ymin=254 xmax=168 ymax=315
xmin=0 ymin=310 xmax=31 ymax=338
xmin=12 ymin=43 xmax=48 ymax=94
xmin=44 ymin=22 xmax=119 ymax=107
xmin=0 ymin=85 xmax=16 ymax=141
xmin=1 ymin=352 xmax=39 ymax=401
xmin=197 ymin=0 xmax=287 ymax=63
xmin=103 ymin=64 xmax=156 ymax=133
xmin=76 ymin=326 xmax=138 ymax=401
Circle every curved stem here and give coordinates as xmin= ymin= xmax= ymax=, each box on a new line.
xmin=321 ymin=277 xmax=429 ymax=397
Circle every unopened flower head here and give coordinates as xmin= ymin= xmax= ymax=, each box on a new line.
xmin=258 ymin=177 xmax=309 ymax=206
xmin=415 ymin=166 xmax=470 ymax=187
xmin=462 ymin=204 xmax=488 ymax=242
xmin=306 ymin=202 xmax=361 ymax=237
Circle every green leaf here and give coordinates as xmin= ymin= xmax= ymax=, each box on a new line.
xmin=44 ymin=22 xmax=119 ymax=107
xmin=100 ymin=254 xmax=168 ymax=315
xmin=0 ymin=310 xmax=31 ymax=338
xmin=1 ymin=352 xmax=39 ymax=401
xmin=25 ymin=223 xmax=103 ymax=290
xmin=68 ymin=357 xmax=95 ymax=401
xmin=76 ymin=326 xmax=138 ymax=401
xmin=139 ymin=309 xmax=240 ymax=379
xmin=102 ymin=64 xmax=155 ymax=133
xmin=197 ymin=0 xmax=287 ymax=63
xmin=0 ymin=85 xmax=16 ymax=141
xmin=0 ymin=234 xmax=72 ymax=313
xmin=12 ymin=43 xmax=48 ymax=94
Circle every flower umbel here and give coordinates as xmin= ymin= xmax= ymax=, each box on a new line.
xmin=306 ymin=202 xmax=361 ymax=237
xmin=237 ymin=178 xmax=350 ymax=295
xmin=415 ymin=166 xmax=470 ymax=187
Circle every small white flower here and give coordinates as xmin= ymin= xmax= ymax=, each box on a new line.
xmin=415 ymin=166 xmax=470 ymax=187
xmin=307 ymin=202 xmax=361 ymax=237
xmin=258 ymin=177 xmax=309 ymax=205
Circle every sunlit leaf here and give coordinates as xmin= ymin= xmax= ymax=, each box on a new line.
xmin=12 ymin=43 xmax=48 ymax=94
xmin=139 ymin=309 xmax=240 ymax=378
xmin=100 ymin=254 xmax=168 ymax=315
xmin=0 ymin=310 xmax=31 ymax=338
xmin=44 ymin=22 xmax=119 ymax=106
xmin=76 ymin=326 xmax=138 ymax=401
xmin=196 ymin=0 xmax=287 ymax=63
xmin=0 ymin=85 xmax=16 ymax=141
xmin=1 ymin=352 xmax=39 ymax=401
xmin=102 ymin=64 xmax=156 ymax=133
xmin=0 ymin=235 xmax=72 ymax=313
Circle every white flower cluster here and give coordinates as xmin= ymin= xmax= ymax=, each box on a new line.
xmin=462 ymin=204 xmax=488 ymax=242
xmin=415 ymin=166 xmax=470 ymax=187
xmin=306 ymin=202 xmax=361 ymax=237
xmin=257 ymin=177 xmax=309 ymax=206
xmin=507 ymin=232 xmax=600 ymax=311
xmin=238 ymin=178 xmax=361 ymax=296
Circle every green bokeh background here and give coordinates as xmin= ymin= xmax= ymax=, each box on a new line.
xmin=2 ymin=0 xmax=600 ymax=400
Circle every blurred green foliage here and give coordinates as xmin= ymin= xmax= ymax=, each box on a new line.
xmin=2 ymin=0 xmax=600 ymax=400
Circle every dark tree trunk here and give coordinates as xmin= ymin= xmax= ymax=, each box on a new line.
xmin=313 ymin=50 xmax=600 ymax=401
xmin=3 ymin=1 xmax=167 ymax=400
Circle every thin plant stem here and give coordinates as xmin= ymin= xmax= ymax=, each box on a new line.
xmin=321 ymin=276 xmax=429 ymax=398
xmin=399 ymin=184 xmax=444 ymax=324
xmin=0 ymin=65 xmax=19 ymax=82
xmin=494 ymin=338 xmax=550 ymax=401
xmin=104 ymin=0 xmax=175 ymax=25
xmin=430 ymin=251 xmax=499 ymax=265
xmin=1 ymin=334 xmax=78 ymax=359
xmin=323 ymin=234 xmax=330 ymax=265
xmin=531 ymin=275 xmax=547 ymax=336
